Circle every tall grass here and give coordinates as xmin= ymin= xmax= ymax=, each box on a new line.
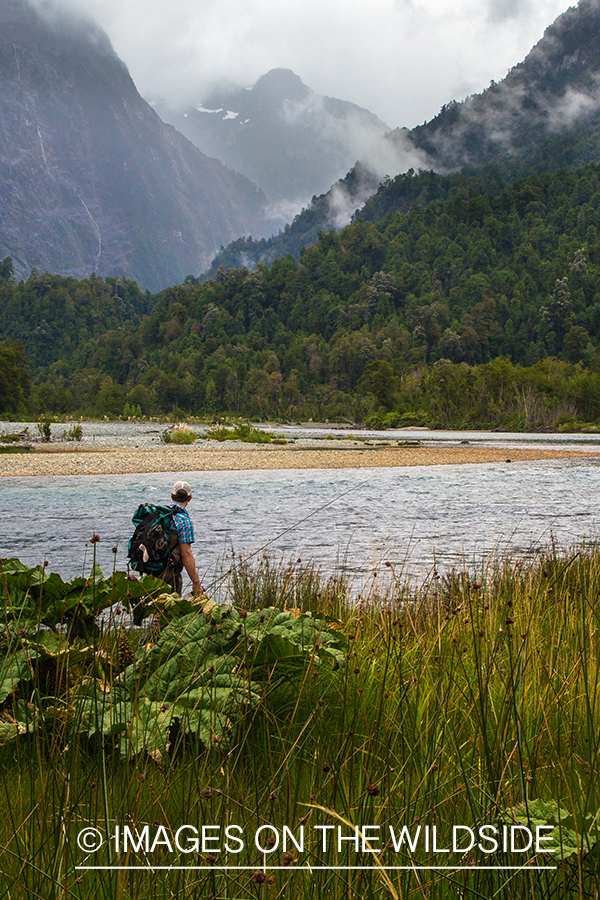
xmin=1 ymin=545 xmax=599 ymax=898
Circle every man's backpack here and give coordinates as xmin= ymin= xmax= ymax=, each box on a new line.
xmin=127 ymin=504 xmax=180 ymax=576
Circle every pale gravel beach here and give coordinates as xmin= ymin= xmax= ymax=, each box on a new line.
xmin=2 ymin=443 xmax=600 ymax=476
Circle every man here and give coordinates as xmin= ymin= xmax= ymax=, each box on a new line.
xmin=160 ymin=480 xmax=204 ymax=596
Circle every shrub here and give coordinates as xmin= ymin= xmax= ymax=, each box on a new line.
xmin=62 ymin=424 xmax=83 ymax=442
xmin=161 ymin=426 xmax=197 ymax=444
xmin=204 ymin=422 xmax=285 ymax=444
xmin=36 ymin=419 xmax=51 ymax=442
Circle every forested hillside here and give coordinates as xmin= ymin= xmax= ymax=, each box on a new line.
xmin=208 ymin=0 xmax=600 ymax=276
xmin=0 ymin=263 xmax=150 ymax=371
xmin=3 ymin=163 xmax=600 ymax=428
xmin=208 ymin=101 xmax=600 ymax=276
xmin=404 ymin=0 xmax=600 ymax=172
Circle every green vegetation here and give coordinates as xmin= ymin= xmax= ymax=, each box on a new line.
xmin=5 ymin=163 xmax=600 ymax=426
xmin=123 ymin=402 xmax=143 ymax=419
xmin=37 ymin=418 xmax=52 ymax=442
xmin=160 ymin=425 xmax=199 ymax=444
xmin=0 ymin=270 xmax=150 ymax=372
xmin=1 ymin=547 xmax=599 ymax=898
xmin=62 ymin=423 xmax=84 ymax=442
xmin=366 ymin=356 xmax=600 ymax=431
xmin=205 ymin=162 xmax=380 ymax=275
xmin=0 ymin=340 xmax=30 ymax=415
xmin=203 ymin=422 xmax=286 ymax=443
xmin=0 ymin=431 xmax=24 ymax=443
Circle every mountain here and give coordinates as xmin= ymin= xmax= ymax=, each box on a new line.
xmin=14 ymin=161 xmax=600 ymax=425
xmin=0 ymin=0 xmax=269 ymax=290
xmin=154 ymin=69 xmax=389 ymax=207
xmin=207 ymin=0 xmax=600 ymax=274
xmin=363 ymin=0 xmax=600 ymax=221
xmin=204 ymin=162 xmax=382 ymax=278
xmin=403 ymin=0 xmax=600 ymax=171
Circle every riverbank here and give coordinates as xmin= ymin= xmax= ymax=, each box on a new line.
xmin=1 ymin=442 xmax=600 ymax=476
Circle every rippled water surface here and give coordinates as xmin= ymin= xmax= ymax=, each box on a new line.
xmin=1 ymin=458 xmax=599 ymax=590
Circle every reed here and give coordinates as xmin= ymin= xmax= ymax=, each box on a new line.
xmin=0 ymin=545 xmax=599 ymax=898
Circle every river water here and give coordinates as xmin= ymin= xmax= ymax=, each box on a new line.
xmin=1 ymin=435 xmax=599 ymax=593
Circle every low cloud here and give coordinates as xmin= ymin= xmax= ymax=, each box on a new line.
xmin=485 ymin=0 xmax=532 ymax=24
xmin=326 ymin=131 xmax=432 ymax=229
xmin=547 ymin=82 xmax=600 ymax=129
xmin=44 ymin=0 xmax=573 ymax=129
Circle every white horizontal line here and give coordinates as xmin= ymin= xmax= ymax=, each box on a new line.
xmin=75 ymin=865 xmax=558 ymax=872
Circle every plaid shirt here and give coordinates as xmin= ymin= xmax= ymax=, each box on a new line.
xmin=170 ymin=503 xmax=195 ymax=545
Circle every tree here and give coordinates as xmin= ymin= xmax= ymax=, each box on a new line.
xmin=358 ymin=360 xmax=399 ymax=409
xmin=0 ymin=257 xmax=15 ymax=284
xmin=0 ymin=341 xmax=30 ymax=413
xmin=541 ymin=277 xmax=572 ymax=331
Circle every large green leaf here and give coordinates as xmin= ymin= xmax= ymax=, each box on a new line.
xmin=1 ymin=559 xmax=346 ymax=758
xmin=0 ymin=649 xmax=33 ymax=704
xmin=0 ymin=560 xmax=176 ymax=635
xmin=504 ymin=799 xmax=600 ymax=865
xmin=0 ymin=632 xmax=102 ymax=705
xmin=70 ymin=679 xmax=132 ymax=740
xmin=0 ymin=700 xmax=36 ymax=745
xmin=121 ymin=611 xmax=259 ymax=753
xmin=240 ymin=608 xmax=347 ymax=672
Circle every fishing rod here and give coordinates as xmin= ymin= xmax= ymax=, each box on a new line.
xmin=200 ymin=476 xmax=371 ymax=595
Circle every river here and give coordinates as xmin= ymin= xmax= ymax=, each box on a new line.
xmin=1 ymin=434 xmax=599 ymax=593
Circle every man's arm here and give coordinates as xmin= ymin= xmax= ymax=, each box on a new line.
xmin=179 ymin=543 xmax=204 ymax=595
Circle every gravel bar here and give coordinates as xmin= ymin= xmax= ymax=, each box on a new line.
xmin=1 ymin=444 xmax=600 ymax=476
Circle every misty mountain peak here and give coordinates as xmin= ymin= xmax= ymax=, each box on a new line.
xmin=208 ymin=0 xmax=600 ymax=275
xmin=157 ymin=70 xmax=389 ymax=206
xmin=251 ymin=69 xmax=309 ymax=104
xmin=1 ymin=0 xmax=117 ymax=59
xmin=202 ymin=68 xmax=309 ymax=115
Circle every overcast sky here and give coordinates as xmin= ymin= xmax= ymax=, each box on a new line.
xmin=55 ymin=0 xmax=575 ymax=128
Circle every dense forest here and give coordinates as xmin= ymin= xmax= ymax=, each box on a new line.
xmin=3 ymin=163 xmax=600 ymax=429
xmin=206 ymin=102 xmax=600 ymax=275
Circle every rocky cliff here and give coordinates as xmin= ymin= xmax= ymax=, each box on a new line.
xmin=0 ymin=0 xmax=268 ymax=290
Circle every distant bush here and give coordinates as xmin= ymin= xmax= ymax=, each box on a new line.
xmin=161 ymin=426 xmax=197 ymax=444
xmin=203 ymin=423 xmax=286 ymax=444
xmin=123 ymin=402 xmax=143 ymax=418
xmin=62 ymin=424 xmax=83 ymax=442
xmin=36 ymin=419 xmax=51 ymax=442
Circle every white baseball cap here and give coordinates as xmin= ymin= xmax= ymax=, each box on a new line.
xmin=171 ymin=480 xmax=192 ymax=501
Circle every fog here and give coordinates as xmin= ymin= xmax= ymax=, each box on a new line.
xmin=40 ymin=0 xmax=575 ymax=128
